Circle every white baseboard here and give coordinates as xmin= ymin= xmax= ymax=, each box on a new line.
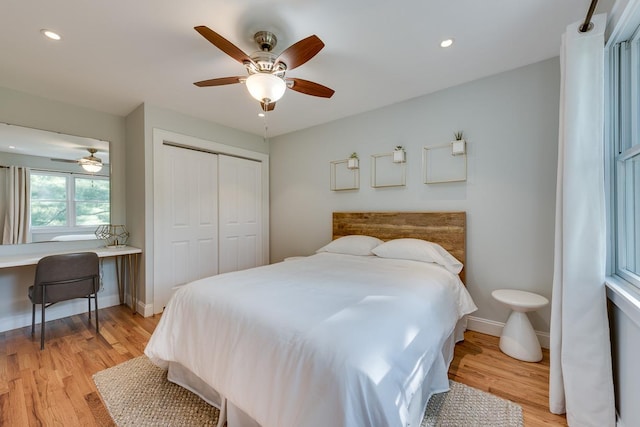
xmin=0 ymin=293 xmax=121 ymax=333
xmin=466 ymin=315 xmax=550 ymax=349
xmin=0 ymin=293 xmax=155 ymax=333
xmin=138 ymin=301 xmax=154 ymax=317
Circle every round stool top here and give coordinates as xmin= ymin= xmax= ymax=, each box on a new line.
xmin=492 ymin=289 xmax=549 ymax=310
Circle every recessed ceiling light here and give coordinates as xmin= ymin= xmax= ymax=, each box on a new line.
xmin=258 ymin=112 xmax=265 ymax=118
xmin=41 ymin=29 xmax=61 ymax=41
xmin=9 ymin=145 xmax=16 ymax=149
xmin=440 ymin=39 xmax=454 ymax=48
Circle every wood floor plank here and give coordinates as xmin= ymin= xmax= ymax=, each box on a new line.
xmin=85 ymin=391 xmax=116 ymax=427
xmin=0 ymin=305 xmax=567 ymax=426
xmin=5 ymin=378 xmax=31 ymax=426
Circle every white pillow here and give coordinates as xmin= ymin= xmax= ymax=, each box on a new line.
xmin=316 ymin=235 xmax=384 ymax=256
xmin=372 ymin=238 xmax=463 ymax=274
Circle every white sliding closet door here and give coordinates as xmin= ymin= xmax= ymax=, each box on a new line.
xmin=218 ymin=155 xmax=263 ymax=273
xmin=154 ymin=144 xmax=219 ymax=312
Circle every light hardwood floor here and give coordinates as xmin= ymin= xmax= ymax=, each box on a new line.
xmin=449 ymin=330 xmax=567 ymax=426
xmin=0 ymin=305 xmax=567 ymax=426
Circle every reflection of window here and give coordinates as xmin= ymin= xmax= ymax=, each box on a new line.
xmin=30 ymin=171 xmax=110 ymax=228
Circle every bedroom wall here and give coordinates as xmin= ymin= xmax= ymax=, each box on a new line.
xmin=269 ymin=57 xmax=559 ymax=337
xmin=125 ymin=103 xmax=267 ymax=314
xmin=0 ymin=85 xmax=126 ymax=332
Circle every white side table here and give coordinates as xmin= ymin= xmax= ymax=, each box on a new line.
xmin=492 ymin=289 xmax=549 ymax=362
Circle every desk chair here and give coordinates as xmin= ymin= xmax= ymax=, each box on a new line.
xmin=29 ymin=252 xmax=100 ymax=350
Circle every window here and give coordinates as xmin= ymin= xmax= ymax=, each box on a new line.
xmin=30 ymin=171 xmax=110 ymax=229
xmin=609 ymin=26 xmax=640 ymax=288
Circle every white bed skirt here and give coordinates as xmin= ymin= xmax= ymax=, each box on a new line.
xmin=167 ymin=317 xmax=468 ymax=427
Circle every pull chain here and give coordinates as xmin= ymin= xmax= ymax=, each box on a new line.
xmin=262 ymin=102 xmax=270 ymax=142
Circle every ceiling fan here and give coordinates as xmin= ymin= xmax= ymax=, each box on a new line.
xmin=193 ymin=26 xmax=335 ymax=111
xmin=78 ymin=148 xmax=103 ymax=173
xmin=51 ymin=148 xmax=103 ymax=173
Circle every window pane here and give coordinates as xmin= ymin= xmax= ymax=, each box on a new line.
xmin=620 ymin=41 xmax=632 ymax=153
xmin=30 ymin=174 xmax=68 ymax=227
xmin=75 ymin=177 xmax=110 ymax=201
xmin=31 ymin=175 xmax=66 ymax=200
xmin=31 ymin=201 xmax=67 ymax=226
xmin=75 ymin=202 xmax=110 ymax=226
xmin=74 ymin=177 xmax=110 ymax=226
xmin=622 ymin=154 xmax=640 ymax=275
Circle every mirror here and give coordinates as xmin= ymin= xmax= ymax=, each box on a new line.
xmin=0 ymin=123 xmax=110 ymax=245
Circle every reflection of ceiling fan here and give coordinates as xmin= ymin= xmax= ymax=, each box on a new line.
xmin=193 ymin=26 xmax=335 ymax=111
xmin=51 ymin=148 xmax=103 ymax=173
xmin=78 ymin=148 xmax=103 ymax=173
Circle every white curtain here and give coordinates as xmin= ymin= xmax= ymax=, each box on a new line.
xmin=550 ymin=13 xmax=615 ymax=426
xmin=2 ymin=166 xmax=31 ymax=244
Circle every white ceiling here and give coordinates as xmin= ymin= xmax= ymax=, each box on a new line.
xmin=1 ymin=0 xmax=614 ymax=138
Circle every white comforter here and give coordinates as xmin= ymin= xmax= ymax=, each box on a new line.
xmin=145 ymin=253 xmax=477 ymax=427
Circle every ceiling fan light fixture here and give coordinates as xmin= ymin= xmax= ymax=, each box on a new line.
xmin=245 ymin=73 xmax=286 ymax=103
xmin=79 ymin=149 xmax=103 ymax=173
xmin=79 ymin=158 xmax=103 ymax=173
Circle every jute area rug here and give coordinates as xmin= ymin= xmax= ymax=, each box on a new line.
xmin=94 ymin=356 xmax=523 ymax=427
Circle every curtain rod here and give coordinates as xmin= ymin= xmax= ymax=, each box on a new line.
xmin=579 ymin=0 xmax=599 ymax=32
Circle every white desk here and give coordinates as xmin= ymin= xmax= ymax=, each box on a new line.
xmin=0 ymin=246 xmax=142 ymax=314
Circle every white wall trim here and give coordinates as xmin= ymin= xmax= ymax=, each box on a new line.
xmin=606 ymin=0 xmax=640 ymax=47
xmin=138 ymin=300 xmax=154 ymax=317
xmin=0 ymin=293 xmax=121 ymax=333
xmin=606 ymin=276 xmax=640 ymax=329
xmin=467 ymin=315 xmax=550 ymax=349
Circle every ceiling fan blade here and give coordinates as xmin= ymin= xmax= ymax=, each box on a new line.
xmin=260 ymin=101 xmax=276 ymax=112
xmin=288 ymin=78 xmax=335 ymax=98
xmin=51 ymin=158 xmax=78 ymax=163
xmin=194 ymin=76 xmax=244 ymax=87
xmin=194 ymin=26 xmax=255 ymax=66
xmin=274 ymin=35 xmax=324 ymax=71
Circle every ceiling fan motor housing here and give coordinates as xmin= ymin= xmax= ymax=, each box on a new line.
xmin=253 ymin=31 xmax=277 ymax=52
xmin=246 ymin=51 xmax=286 ymax=75
xmin=246 ymin=31 xmax=287 ymax=76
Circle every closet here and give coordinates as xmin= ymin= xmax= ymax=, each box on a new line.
xmin=153 ymin=140 xmax=265 ymax=313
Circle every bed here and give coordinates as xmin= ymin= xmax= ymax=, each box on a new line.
xmin=145 ymin=212 xmax=476 ymax=427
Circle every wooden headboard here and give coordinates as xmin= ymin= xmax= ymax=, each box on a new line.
xmin=333 ymin=212 xmax=466 ymax=283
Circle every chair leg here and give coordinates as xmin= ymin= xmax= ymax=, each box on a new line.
xmin=40 ymin=300 xmax=46 ymax=350
xmin=88 ymin=296 xmax=91 ymax=320
xmin=31 ymin=303 xmax=35 ymax=336
xmin=94 ymin=293 xmax=99 ymax=333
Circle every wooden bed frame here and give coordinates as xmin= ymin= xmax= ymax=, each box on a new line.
xmin=333 ymin=211 xmax=466 ymax=283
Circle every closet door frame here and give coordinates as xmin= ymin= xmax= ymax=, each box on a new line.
xmin=152 ymin=129 xmax=269 ymax=312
